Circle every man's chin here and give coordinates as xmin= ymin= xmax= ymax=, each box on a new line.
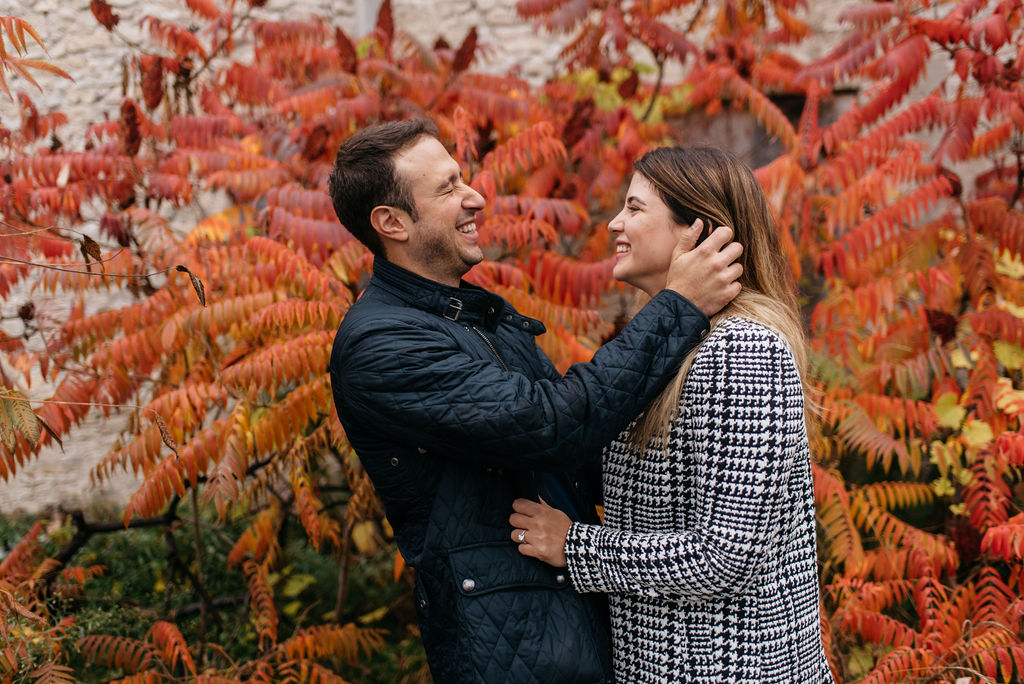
xmin=463 ymin=250 xmax=485 ymax=268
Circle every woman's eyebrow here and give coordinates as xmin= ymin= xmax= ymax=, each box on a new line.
xmin=626 ymin=195 xmax=646 ymax=205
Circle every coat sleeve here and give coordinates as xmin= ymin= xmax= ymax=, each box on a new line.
xmin=562 ymin=326 xmax=805 ymax=600
xmin=331 ymin=290 xmax=708 ymax=472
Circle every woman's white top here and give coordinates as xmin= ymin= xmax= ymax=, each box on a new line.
xmin=564 ymin=317 xmax=833 ymax=683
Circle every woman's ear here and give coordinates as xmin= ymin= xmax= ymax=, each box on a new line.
xmin=370 ymin=205 xmax=410 ymax=244
xmin=673 ymin=217 xmax=703 ymax=253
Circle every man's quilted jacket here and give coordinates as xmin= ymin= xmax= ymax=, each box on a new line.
xmin=329 ymin=258 xmax=710 ymax=683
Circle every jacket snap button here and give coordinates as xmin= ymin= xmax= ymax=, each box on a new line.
xmin=505 ymin=314 xmax=512 ymax=321
xmin=700 ymin=327 xmax=709 ymax=337
xmin=417 ymin=447 xmax=427 ymax=454
xmin=521 ymin=321 xmax=529 ymax=328
xmin=461 ymin=578 xmax=476 ymax=592
xmin=555 ymin=574 xmax=566 ymax=584
xmin=418 ymin=598 xmax=428 ymax=608
xmin=487 ymin=307 xmax=495 ymax=314
xmin=390 ymin=457 xmax=399 ymax=466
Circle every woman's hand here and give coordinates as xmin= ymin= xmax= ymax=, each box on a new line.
xmin=509 ymin=498 xmax=571 ymax=567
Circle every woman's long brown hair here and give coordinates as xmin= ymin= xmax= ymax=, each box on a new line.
xmin=626 ymin=145 xmax=816 ymax=454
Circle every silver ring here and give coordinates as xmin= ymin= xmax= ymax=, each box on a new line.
xmin=516 ymin=530 xmax=526 ymax=543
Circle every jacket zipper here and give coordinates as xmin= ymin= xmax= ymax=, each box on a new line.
xmin=471 ymin=326 xmax=509 ymax=371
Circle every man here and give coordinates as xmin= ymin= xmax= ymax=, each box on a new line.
xmin=328 ymin=119 xmax=741 ymax=682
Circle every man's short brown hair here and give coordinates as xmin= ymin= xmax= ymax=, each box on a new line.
xmin=327 ymin=118 xmax=441 ymax=256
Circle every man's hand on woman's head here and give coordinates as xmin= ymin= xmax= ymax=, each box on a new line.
xmin=510 ymin=498 xmax=571 ymax=568
xmin=666 ymin=222 xmax=743 ymax=317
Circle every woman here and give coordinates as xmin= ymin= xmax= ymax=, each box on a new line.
xmin=509 ymin=146 xmax=833 ymax=682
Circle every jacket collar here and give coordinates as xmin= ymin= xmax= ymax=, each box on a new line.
xmin=370 ymin=257 xmax=510 ymax=331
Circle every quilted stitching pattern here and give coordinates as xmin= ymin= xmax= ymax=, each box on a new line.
xmin=329 ymin=259 xmax=711 ymax=682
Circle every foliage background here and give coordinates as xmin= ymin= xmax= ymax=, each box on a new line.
xmin=2 ymin=0 xmax=1024 ymax=681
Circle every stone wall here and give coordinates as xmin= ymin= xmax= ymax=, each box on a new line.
xmin=0 ymin=0 xmax=570 ymax=146
xmin=0 ymin=0 xmax=865 ymax=514
xmin=1 ymin=0 xmax=858 ymax=144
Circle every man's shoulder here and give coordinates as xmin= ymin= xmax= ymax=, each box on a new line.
xmin=334 ymin=289 xmax=440 ymax=352
xmin=337 ymin=294 xmax=421 ymax=333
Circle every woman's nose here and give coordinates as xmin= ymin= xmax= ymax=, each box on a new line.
xmin=607 ymin=211 xmax=624 ymax=232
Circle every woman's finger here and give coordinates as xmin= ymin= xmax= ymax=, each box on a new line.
xmin=511 ymin=498 xmax=542 ymax=514
xmin=516 ymin=542 xmax=540 ymax=560
xmin=508 ymin=512 xmax=531 ymax=529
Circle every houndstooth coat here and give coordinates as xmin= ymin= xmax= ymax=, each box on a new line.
xmin=563 ymin=317 xmax=834 ymax=683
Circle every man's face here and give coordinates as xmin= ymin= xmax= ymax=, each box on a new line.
xmin=391 ymin=136 xmax=486 ymax=286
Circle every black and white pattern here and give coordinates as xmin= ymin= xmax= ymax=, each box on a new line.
xmin=564 ymin=317 xmax=833 ymax=683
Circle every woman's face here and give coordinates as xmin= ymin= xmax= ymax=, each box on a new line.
xmin=608 ymin=173 xmax=693 ymax=296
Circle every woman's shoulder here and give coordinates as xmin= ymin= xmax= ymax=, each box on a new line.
xmin=700 ymin=316 xmax=792 ymax=352
xmin=689 ymin=317 xmax=800 ymax=384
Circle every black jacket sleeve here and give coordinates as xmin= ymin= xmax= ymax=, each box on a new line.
xmin=331 ymin=290 xmax=709 ymax=472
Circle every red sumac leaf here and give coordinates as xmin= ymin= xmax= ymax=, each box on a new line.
xmin=452 ymin=27 xmax=478 ymax=74
xmin=376 ymin=0 xmax=394 ymax=44
xmin=80 ymin=235 xmax=102 ymax=272
xmin=90 ymin=0 xmax=120 ymax=30
xmin=335 ymin=27 xmax=358 ymax=74
xmin=138 ymin=54 xmax=165 ymax=111
xmin=36 ymin=414 xmax=63 ymax=451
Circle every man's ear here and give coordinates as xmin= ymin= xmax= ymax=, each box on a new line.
xmin=369 ymin=205 xmax=410 ymax=244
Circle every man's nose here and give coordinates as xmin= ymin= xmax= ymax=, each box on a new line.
xmin=463 ymin=185 xmax=485 ymax=210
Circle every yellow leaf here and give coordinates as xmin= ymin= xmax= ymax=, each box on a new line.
xmin=283 ymin=600 xmax=302 ymax=617
xmin=995 ymin=249 xmax=1024 ymax=278
xmin=0 ymin=398 xmax=16 ymax=451
xmin=950 ymin=347 xmax=972 ymax=369
xmin=961 ymin=420 xmax=993 ymax=448
xmin=1000 ymin=300 xmax=1024 ymax=318
xmin=931 ymin=477 xmax=954 ymax=497
xmin=949 ymin=503 xmax=966 ymax=515
xmin=956 ymin=468 xmax=974 ymax=485
xmin=282 ymin=573 xmax=316 ymax=598
xmin=357 ymin=605 xmax=388 ymax=624
xmin=351 ymin=520 xmax=378 ymax=554
xmin=994 ymin=341 xmax=1024 ymax=370
xmin=933 ymin=392 xmax=966 ymax=429
xmin=847 ymin=646 xmax=875 ymax=678
xmin=995 ymin=378 xmax=1024 ymax=416
xmin=928 ymin=440 xmax=957 ymax=476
